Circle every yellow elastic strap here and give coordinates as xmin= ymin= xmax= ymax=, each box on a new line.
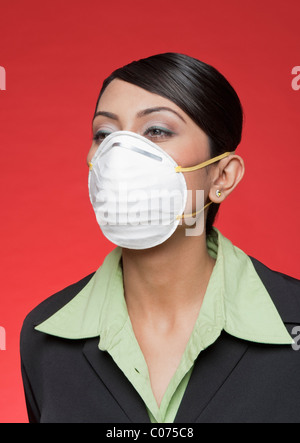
xmin=176 ymin=201 xmax=213 ymax=220
xmin=175 ymin=151 xmax=233 ymax=173
xmin=88 ymin=162 xmax=93 ymax=171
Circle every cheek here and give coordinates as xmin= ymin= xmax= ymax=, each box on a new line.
xmin=166 ymin=132 xmax=211 ymax=170
xmin=176 ymin=171 xmax=210 ymax=230
xmin=183 ymin=170 xmax=211 ymax=215
xmin=184 ymin=170 xmax=208 ymax=192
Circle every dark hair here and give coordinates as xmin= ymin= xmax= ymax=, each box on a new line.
xmin=95 ymin=53 xmax=244 ymax=236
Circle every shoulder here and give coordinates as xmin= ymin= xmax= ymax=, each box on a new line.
xmin=250 ymin=256 xmax=300 ymax=293
xmin=250 ymin=256 xmax=300 ymax=322
xmin=21 ymin=273 xmax=95 ymax=349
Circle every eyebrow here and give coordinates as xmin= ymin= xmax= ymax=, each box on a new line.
xmin=93 ymin=106 xmax=187 ymax=123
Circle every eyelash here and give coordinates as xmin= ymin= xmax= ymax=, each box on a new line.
xmin=93 ymin=130 xmax=111 ymax=143
xmin=92 ymin=126 xmax=175 ymax=144
xmin=144 ymin=126 xmax=175 ymax=140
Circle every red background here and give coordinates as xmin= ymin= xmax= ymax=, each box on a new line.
xmin=0 ymin=0 xmax=299 ymax=423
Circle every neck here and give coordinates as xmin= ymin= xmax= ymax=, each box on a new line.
xmin=122 ymin=228 xmax=216 ymax=324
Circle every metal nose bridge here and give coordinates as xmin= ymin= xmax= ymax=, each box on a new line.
xmin=112 ymin=142 xmax=163 ymax=162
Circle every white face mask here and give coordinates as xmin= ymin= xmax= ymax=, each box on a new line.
xmin=88 ymin=131 xmax=231 ymax=250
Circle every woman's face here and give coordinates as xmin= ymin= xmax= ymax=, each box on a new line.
xmin=88 ymin=79 xmax=213 ymax=205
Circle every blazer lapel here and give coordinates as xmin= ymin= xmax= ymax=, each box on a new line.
xmin=250 ymin=256 xmax=300 ymax=324
xmin=83 ymin=334 xmax=249 ymax=423
xmin=174 ymin=332 xmax=249 ymax=423
xmin=82 ymin=338 xmax=150 ymax=423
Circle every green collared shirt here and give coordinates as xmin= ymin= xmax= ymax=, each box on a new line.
xmin=35 ymin=228 xmax=293 ymax=423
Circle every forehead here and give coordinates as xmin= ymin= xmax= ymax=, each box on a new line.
xmin=97 ymin=79 xmax=186 ymax=116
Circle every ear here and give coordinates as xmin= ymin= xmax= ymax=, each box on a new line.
xmin=208 ymin=154 xmax=245 ymax=203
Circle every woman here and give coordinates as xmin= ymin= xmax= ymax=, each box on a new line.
xmin=21 ymin=53 xmax=300 ymax=423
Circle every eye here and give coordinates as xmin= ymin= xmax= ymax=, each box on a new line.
xmin=144 ymin=126 xmax=175 ymax=140
xmin=92 ymin=130 xmax=112 ymax=144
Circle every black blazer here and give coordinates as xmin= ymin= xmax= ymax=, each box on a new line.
xmin=20 ymin=257 xmax=300 ymax=423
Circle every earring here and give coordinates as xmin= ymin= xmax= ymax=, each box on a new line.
xmin=216 ymin=190 xmax=222 ymax=198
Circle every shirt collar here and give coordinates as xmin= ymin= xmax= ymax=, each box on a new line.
xmin=35 ymin=228 xmax=293 ymax=346
xmin=206 ymin=229 xmax=293 ymax=345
